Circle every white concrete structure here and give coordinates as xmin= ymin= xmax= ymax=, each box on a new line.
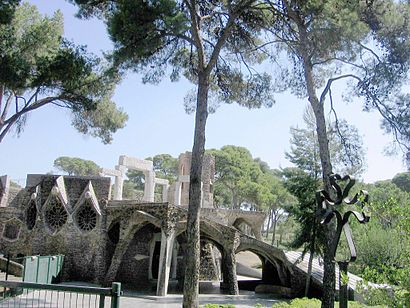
xmin=155 ymin=178 xmax=169 ymax=203
xmin=100 ymin=167 xmax=124 ymax=200
xmin=0 ymin=175 xmax=10 ymax=208
xmin=119 ymin=155 xmax=155 ymax=202
xmin=100 ymin=152 xmax=214 ymax=207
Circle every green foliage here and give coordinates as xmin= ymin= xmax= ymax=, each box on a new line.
xmin=357 ymin=281 xmax=408 ymax=308
xmin=271 ymin=297 xmax=322 ymax=307
xmin=202 ymin=304 xmax=235 ymax=308
xmin=392 ymin=172 xmax=410 ymax=192
xmin=207 ymin=146 xmax=265 ymax=209
xmin=73 ymin=0 xmax=274 ymax=113
xmin=286 ymin=107 xmax=365 ymax=178
xmin=0 ymin=0 xmax=19 ymax=25
xmin=271 ymin=297 xmax=383 ymax=307
xmin=0 ymin=2 xmax=127 ymax=143
xmin=280 ymin=167 xmax=325 ymax=256
xmin=347 ymin=180 xmax=410 ymax=306
xmin=53 ymin=156 xmax=101 ymax=176
xmin=125 ymin=153 xmax=178 ymax=196
xmin=9 ymin=180 xmax=21 ymax=189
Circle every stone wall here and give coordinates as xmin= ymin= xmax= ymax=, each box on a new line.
xmin=0 ymin=175 xmax=112 ymax=284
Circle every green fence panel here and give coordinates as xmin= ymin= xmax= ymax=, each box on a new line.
xmin=23 ymin=255 xmax=64 ymax=283
xmin=0 ymin=280 xmax=122 ymax=307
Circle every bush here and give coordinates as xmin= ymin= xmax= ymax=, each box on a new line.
xmin=270 ymin=297 xmax=386 ymax=307
xmin=203 ymin=305 xmax=236 ymax=308
xmin=271 ymin=298 xmax=321 ymax=307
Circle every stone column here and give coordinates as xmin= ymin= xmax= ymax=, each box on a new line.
xmin=114 ymin=165 xmax=126 ymax=200
xmin=156 ymin=228 xmax=176 ymax=296
xmin=0 ymin=175 xmax=10 ymax=208
xmin=174 ymin=182 xmax=182 ymax=206
xmin=221 ymin=249 xmax=239 ymax=295
xmin=143 ymin=171 xmax=155 ymax=202
xmin=162 ymin=183 xmax=169 ymax=202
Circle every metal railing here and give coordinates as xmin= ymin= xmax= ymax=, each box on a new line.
xmin=0 ymin=280 xmax=121 ymax=308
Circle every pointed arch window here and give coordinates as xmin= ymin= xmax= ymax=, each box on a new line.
xmin=76 ymin=201 xmax=97 ymax=232
xmin=26 ymin=201 xmax=37 ymax=230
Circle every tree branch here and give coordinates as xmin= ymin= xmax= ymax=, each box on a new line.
xmin=0 ymin=85 xmax=4 ymax=114
xmin=0 ymin=121 xmax=15 ymax=143
xmin=319 ymin=74 xmax=361 ymax=104
xmin=188 ymin=0 xmax=206 ymax=70
xmin=0 ymin=93 xmax=13 ymax=124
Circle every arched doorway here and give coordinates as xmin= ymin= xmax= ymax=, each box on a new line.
xmin=115 ymin=223 xmax=161 ymax=291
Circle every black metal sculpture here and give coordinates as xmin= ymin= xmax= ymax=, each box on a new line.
xmin=316 ymin=174 xmax=370 ymax=308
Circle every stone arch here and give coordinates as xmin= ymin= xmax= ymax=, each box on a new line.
xmin=232 ymin=218 xmax=257 ymax=238
xmin=115 ymin=223 xmax=161 ymax=288
xmin=198 ymin=236 xmax=224 ymax=282
xmin=199 ymin=221 xmax=239 ymax=295
xmin=236 ymin=250 xmax=263 ymax=279
xmin=230 ymin=215 xmax=263 ymax=240
xmin=104 ymin=211 xmax=162 ymax=286
xmin=236 ymin=240 xmax=292 ymax=289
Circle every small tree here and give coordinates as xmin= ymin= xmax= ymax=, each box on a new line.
xmin=281 ymin=167 xmax=324 ymax=297
xmin=53 ymin=156 xmax=101 ymax=176
xmin=392 ymin=172 xmax=410 ymax=193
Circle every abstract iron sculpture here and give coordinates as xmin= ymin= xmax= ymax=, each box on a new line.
xmin=316 ymin=174 xmax=370 ymax=308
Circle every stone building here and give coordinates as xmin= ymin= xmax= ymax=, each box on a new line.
xmin=0 ymin=154 xmax=317 ymax=298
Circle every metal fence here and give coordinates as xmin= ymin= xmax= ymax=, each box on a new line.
xmin=0 ymin=280 xmax=121 ymax=308
xmin=22 ymin=256 xmax=64 ymax=284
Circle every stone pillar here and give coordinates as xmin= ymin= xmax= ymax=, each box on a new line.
xmin=174 ymin=182 xmax=182 ymax=206
xmin=0 ymin=175 xmax=10 ymax=208
xmin=113 ymin=165 xmax=125 ymax=200
xmin=155 ymin=178 xmax=169 ymax=203
xmin=162 ymin=183 xmax=169 ymax=202
xmin=143 ymin=171 xmax=155 ymax=202
xmin=221 ymin=249 xmax=239 ymax=295
xmin=171 ymin=244 xmax=178 ymax=279
xmin=156 ymin=228 xmax=176 ymax=296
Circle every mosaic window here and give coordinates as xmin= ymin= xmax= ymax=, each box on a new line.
xmin=76 ymin=202 xmax=97 ymax=232
xmin=3 ymin=223 xmax=20 ymax=241
xmin=26 ymin=201 xmax=37 ymax=230
xmin=44 ymin=198 xmax=67 ymax=232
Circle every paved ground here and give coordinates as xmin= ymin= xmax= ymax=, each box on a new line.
xmin=0 ymin=290 xmax=285 ymax=307
xmin=119 ymin=293 xmax=285 ymax=307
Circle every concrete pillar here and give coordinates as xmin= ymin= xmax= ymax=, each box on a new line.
xmin=156 ymin=228 xmax=176 ymax=296
xmin=143 ymin=171 xmax=155 ymax=202
xmin=113 ymin=165 xmax=125 ymax=200
xmin=0 ymin=175 xmax=10 ymax=208
xmin=221 ymin=249 xmax=239 ymax=295
xmin=162 ymin=184 xmax=169 ymax=202
xmin=174 ymin=182 xmax=182 ymax=206
xmin=171 ymin=244 xmax=178 ymax=279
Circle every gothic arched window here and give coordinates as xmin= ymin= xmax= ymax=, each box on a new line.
xmin=44 ymin=198 xmax=67 ymax=233
xmin=26 ymin=201 xmax=37 ymax=230
xmin=76 ymin=202 xmax=97 ymax=232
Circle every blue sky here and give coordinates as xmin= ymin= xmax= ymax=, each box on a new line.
xmin=0 ymin=0 xmax=406 ymax=186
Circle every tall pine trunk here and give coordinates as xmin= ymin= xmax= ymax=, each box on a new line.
xmin=305 ymin=225 xmax=316 ymax=297
xmin=271 ymin=210 xmax=278 ymax=246
xmin=265 ymin=209 xmax=272 ymax=239
xmin=183 ymin=72 xmax=209 ymax=308
xmin=297 ymin=23 xmax=336 ymax=308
